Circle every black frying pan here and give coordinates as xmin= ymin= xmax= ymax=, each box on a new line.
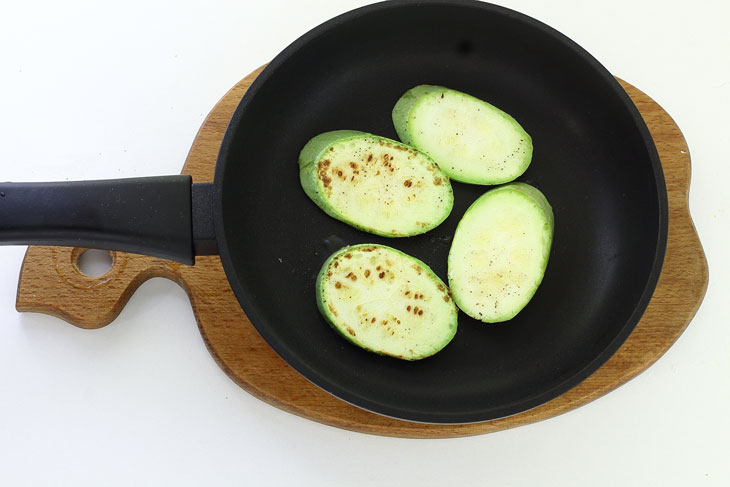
xmin=0 ymin=0 xmax=667 ymax=423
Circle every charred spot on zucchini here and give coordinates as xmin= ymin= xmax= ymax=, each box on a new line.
xmin=393 ymin=85 xmax=532 ymax=185
xmin=316 ymin=244 xmax=458 ymax=360
xmin=448 ymin=183 xmax=553 ymax=323
xmin=299 ymin=130 xmax=453 ymax=237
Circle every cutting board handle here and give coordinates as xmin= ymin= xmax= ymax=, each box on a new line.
xmin=15 ymin=246 xmax=186 ymax=329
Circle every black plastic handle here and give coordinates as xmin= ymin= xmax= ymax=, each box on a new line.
xmin=0 ymin=176 xmax=217 ymax=265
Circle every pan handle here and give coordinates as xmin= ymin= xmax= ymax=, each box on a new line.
xmin=0 ymin=176 xmax=217 ymax=265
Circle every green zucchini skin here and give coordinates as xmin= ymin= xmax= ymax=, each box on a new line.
xmin=299 ymin=130 xmax=453 ymax=237
xmin=392 ymin=85 xmax=533 ymax=185
xmin=391 ymin=85 xmax=443 ymax=145
xmin=316 ymin=244 xmax=458 ymax=360
xmin=448 ymin=183 xmax=553 ymax=323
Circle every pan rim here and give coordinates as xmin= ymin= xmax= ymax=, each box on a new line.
xmin=213 ymin=0 xmax=668 ymax=424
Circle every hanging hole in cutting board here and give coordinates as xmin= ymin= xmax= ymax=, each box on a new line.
xmin=76 ymin=249 xmax=114 ymax=277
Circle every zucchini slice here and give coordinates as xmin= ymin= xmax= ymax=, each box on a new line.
xmin=448 ymin=183 xmax=553 ymax=322
xmin=299 ymin=130 xmax=453 ymax=237
xmin=317 ymin=244 xmax=458 ymax=360
xmin=393 ymin=85 xmax=532 ymax=185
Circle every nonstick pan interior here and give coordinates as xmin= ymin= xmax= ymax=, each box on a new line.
xmin=215 ymin=1 xmax=667 ymax=423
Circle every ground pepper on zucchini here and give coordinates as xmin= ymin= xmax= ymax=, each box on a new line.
xmin=299 ymin=130 xmax=453 ymax=237
xmin=316 ymin=244 xmax=458 ymax=360
xmin=393 ymin=85 xmax=533 ymax=185
xmin=448 ymin=183 xmax=553 ymax=322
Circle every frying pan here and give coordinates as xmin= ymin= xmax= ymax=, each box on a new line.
xmin=0 ymin=0 xmax=667 ymax=423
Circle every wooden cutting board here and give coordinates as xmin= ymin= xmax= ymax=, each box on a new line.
xmin=15 ymin=66 xmax=708 ymax=438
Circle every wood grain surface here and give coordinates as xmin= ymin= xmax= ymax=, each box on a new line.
xmin=15 ymin=67 xmax=708 ymax=438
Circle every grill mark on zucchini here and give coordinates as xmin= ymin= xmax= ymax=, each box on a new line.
xmin=299 ymin=130 xmax=454 ymax=237
xmin=317 ymin=244 xmax=458 ymax=360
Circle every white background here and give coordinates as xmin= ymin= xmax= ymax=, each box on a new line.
xmin=1 ymin=1 xmax=728 ymax=485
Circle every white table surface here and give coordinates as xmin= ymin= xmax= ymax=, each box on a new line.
xmin=1 ymin=1 xmax=728 ymax=485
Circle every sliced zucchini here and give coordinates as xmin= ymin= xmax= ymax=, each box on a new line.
xmin=393 ymin=85 xmax=532 ymax=185
xmin=299 ymin=130 xmax=453 ymax=237
xmin=317 ymin=244 xmax=458 ymax=360
xmin=448 ymin=183 xmax=553 ymax=322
